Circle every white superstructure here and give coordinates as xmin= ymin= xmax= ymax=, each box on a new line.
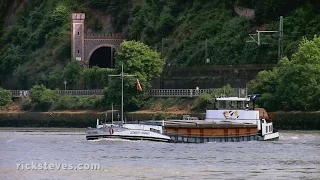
xmin=205 ymin=96 xmax=279 ymax=141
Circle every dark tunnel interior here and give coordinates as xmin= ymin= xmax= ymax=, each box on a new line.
xmin=89 ymin=46 xmax=115 ymax=68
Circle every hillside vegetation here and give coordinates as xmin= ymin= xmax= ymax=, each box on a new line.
xmin=249 ymin=36 xmax=320 ymax=111
xmin=0 ymin=0 xmax=320 ymax=91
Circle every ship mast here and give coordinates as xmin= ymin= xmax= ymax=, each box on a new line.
xmin=109 ymin=62 xmax=136 ymax=123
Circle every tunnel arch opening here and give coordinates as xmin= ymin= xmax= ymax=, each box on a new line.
xmin=89 ymin=46 xmax=115 ymax=68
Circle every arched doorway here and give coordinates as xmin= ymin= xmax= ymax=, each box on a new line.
xmin=89 ymin=46 xmax=115 ymax=68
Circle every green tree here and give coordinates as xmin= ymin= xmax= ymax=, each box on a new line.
xmin=249 ymin=36 xmax=320 ymax=111
xmin=103 ymin=40 xmax=163 ymax=110
xmin=21 ymin=98 xmax=32 ymax=110
xmin=30 ymin=84 xmax=59 ymax=111
xmin=82 ymin=66 xmax=115 ymax=89
xmin=63 ymin=61 xmax=81 ymax=89
xmin=47 ymin=65 xmax=64 ymax=89
xmin=30 ymin=84 xmax=47 ymax=104
xmin=276 ymin=37 xmax=320 ymax=110
xmin=191 ymin=84 xmax=235 ymax=111
xmin=191 ymin=93 xmax=213 ymax=111
xmin=156 ymin=7 xmax=175 ymax=37
xmin=210 ymin=84 xmax=234 ymax=97
xmin=0 ymin=44 xmax=24 ymax=74
xmin=0 ymin=88 xmax=12 ymax=106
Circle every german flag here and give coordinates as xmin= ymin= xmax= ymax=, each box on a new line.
xmin=136 ymin=79 xmax=142 ymax=91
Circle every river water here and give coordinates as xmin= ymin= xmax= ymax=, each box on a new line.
xmin=0 ymin=129 xmax=319 ymax=180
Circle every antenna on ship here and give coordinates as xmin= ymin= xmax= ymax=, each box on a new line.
xmin=111 ymin=103 xmax=113 ymax=124
xmin=104 ymin=110 xmax=107 ymax=124
xmin=109 ymin=62 xmax=136 ymax=124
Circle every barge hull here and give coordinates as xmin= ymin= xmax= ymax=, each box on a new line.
xmin=168 ymin=134 xmax=259 ymax=143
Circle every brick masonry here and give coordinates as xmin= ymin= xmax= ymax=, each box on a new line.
xmin=71 ymin=13 xmax=124 ymax=66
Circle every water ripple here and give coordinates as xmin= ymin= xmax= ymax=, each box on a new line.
xmin=0 ymin=130 xmax=319 ymax=179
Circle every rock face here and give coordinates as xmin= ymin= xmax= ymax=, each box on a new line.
xmin=234 ymin=6 xmax=255 ymax=18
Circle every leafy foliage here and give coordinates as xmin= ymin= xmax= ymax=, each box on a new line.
xmin=30 ymin=85 xmax=47 ymax=104
xmin=192 ymin=84 xmax=233 ymax=111
xmin=21 ymin=98 xmax=32 ymax=110
xmin=28 ymin=84 xmax=102 ymax=111
xmin=142 ymin=97 xmax=188 ymax=111
xmin=89 ymin=0 xmax=130 ymax=32
xmin=249 ymin=36 xmax=320 ymax=111
xmin=0 ymin=44 xmax=24 ymax=74
xmin=53 ymin=96 xmax=77 ymax=110
xmin=62 ymin=61 xmax=81 ymax=89
xmin=192 ymin=93 xmax=213 ymax=111
xmin=253 ymin=0 xmax=301 ymax=24
xmin=210 ymin=84 xmax=234 ymax=97
xmin=103 ymin=40 xmax=163 ymax=110
xmin=0 ymin=0 xmax=320 ymax=113
xmin=0 ymin=0 xmax=79 ymax=89
xmin=0 ymin=88 xmax=12 ymax=106
xmin=125 ymin=0 xmax=320 ymax=67
xmin=82 ymin=66 xmax=115 ymax=89
xmin=52 ymin=95 xmax=101 ymax=110
xmin=30 ymin=84 xmax=59 ymax=111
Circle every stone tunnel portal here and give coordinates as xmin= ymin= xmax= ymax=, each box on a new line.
xmin=89 ymin=46 xmax=115 ymax=68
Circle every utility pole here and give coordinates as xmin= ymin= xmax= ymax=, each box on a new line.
xmin=160 ymin=38 xmax=167 ymax=89
xmin=278 ymin=16 xmax=284 ymax=60
xmin=205 ymin=39 xmax=210 ymax=64
xmin=246 ymin=16 xmax=284 ymax=61
xmin=110 ymin=47 xmax=113 ymax=68
xmin=109 ymin=63 xmax=136 ymax=123
xmin=161 ymin=38 xmax=165 ymax=60
xmin=154 ymin=44 xmax=158 ymax=52
xmin=111 ymin=103 xmax=114 ymax=124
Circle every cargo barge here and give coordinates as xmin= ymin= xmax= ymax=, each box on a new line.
xmin=164 ymin=96 xmax=279 ymax=143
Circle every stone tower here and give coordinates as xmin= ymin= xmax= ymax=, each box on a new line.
xmin=71 ymin=13 xmax=85 ymax=63
xmin=71 ymin=13 xmax=124 ymax=68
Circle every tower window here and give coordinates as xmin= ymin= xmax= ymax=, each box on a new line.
xmin=78 ymin=32 xmax=80 ymax=36
xmin=78 ymin=50 xmax=80 ymax=53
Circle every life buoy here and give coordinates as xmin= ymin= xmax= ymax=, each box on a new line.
xmin=109 ymin=128 xmax=114 ymax=134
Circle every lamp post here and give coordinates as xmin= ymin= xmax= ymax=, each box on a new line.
xmin=63 ymin=80 xmax=67 ymax=90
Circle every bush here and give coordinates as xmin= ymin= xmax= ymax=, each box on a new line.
xmin=21 ymin=98 xmax=32 ymax=110
xmin=210 ymin=84 xmax=234 ymax=97
xmin=35 ymin=95 xmax=54 ymax=111
xmin=52 ymin=96 xmax=102 ymax=110
xmin=0 ymin=88 xmax=12 ymax=106
xmin=30 ymin=84 xmax=60 ymax=111
xmin=52 ymin=96 xmax=75 ymax=110
xmin=191 ymin=84 xmax=236 ymax=111
xmin=273 ymin=111 xmax=320 ymax=130
xmin=191 ymin=93 xmax=213 ymax=111
xmin=78 ymin=96 xmax=100 ymax=109
xmin=30 ymin=84 xmax=47 ymax=104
